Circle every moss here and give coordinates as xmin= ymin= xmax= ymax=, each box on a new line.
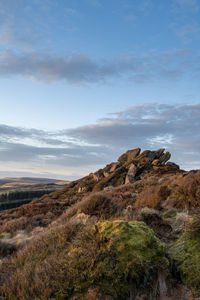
xmin=64 ymin=220 xmax=168 ymax=299
xmin=169 ymin=233 xmax=200 ymax=294
xmin=161 ymin=210 xmax=177 ymax=219
xmin=97 ymin=220 xmax=168 ymax=278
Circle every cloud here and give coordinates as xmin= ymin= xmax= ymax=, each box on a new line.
xmin=170 ymin=0 xmax=200 ymax=43
xmin=0 ymin=48 xmax=198 ymax=85
xmin=171 ymin=0 xmax=199 ymax=14
xmin=170 ymin=21 xmax=200 ymax=43
xmin=65 ymin=104 xmax=200 ymax=169
xmin=1 ymin=104 xmax=200 ymax=179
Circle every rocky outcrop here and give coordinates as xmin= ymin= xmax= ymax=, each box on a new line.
xmin=76 ymin=148 xmax=178 ymax=193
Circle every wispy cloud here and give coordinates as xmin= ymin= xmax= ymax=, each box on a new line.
xmin=0 ymin=48 xmax=197 ymax=85
xmin=0 ymin=104 xmax=200 ymax=179
xmin=170 ymin=0 xmax=200 ymax=42
xmin=171 ymin=0 xmax=199 ymax=14
xmin=171 ymin=22 xmax=200 ymax=43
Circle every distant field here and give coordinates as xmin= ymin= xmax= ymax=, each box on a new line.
xmin=0 ymin=177 xmax=69 ymax=211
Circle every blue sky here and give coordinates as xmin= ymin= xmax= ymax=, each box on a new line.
xmin=0 ymin=0 xmax=200 ymax=179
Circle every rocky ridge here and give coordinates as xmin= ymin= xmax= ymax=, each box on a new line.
xmin=0 ymin=148 xmax=199 ymax=300
xmin=78 ymin=147 xmax=180 ymax=192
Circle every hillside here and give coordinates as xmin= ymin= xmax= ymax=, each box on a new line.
xmin=0 ymin=177 xmax=69 ymax=212
xmin=0 ymin=177 xmax=68 ymax=192
xmin=0 ymin=148 xmax=200 ymax=299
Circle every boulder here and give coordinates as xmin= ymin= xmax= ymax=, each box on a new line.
xmin=92 ymin=169 xmax=104 ymax=181
xmin=137 ymin=157 xmax=151 ymax=168
xmin=152 ymin=159 xmax=160 ymax=166
xmin=118 ymin=148 xmax=141 ymax=163
xmin=103 ymin=171 xmax=110 ymax=177
xmin=159 ymin=152 xmax=171 ymax=165
xmin=155 ymin=148 xmax=165 ymax=159
xmin=78 ymin=186 xmax=88 ymax=193
xmin=125 ymin=163 xmax=137 ymax=184
xmin=166 ymin=162 xmax=180 ymax=169
xmin=137 ymin=150 xmax=151 ymax=160
xmin=110 ymin=162 xmax=121 ymax=172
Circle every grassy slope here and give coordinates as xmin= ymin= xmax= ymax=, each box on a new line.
xmin=0 ymin=150 xmax=200 ymax=299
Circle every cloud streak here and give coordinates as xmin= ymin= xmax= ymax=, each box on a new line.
xmin=0 ymin=49 xmax=198 ymax=85
xmin=0 ymin=104 xmax=200 ymax=179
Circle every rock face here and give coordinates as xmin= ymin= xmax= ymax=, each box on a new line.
xmin=118 ymin=148 xmax=141 ymax=163
xmin=75 ymin=148 xmax=179 ymax=193
xmin=125 ymin=163 xmax=137 ymax=184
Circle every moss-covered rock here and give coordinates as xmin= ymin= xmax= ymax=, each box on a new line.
xmin=169 ymin=233 xmax=200 ymax=295
xmin=64 ymin=220 xmax=168 ymax=299
xmin=97 ymin=220 xmax=168 ymax=277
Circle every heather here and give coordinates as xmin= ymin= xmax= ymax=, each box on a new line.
xmin=0 ymin=148 xmax=200 ymax=299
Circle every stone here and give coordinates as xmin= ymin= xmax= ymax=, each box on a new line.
xmin=125 ymin=163 xmax=137 ymax=184
xmin=92 ymin=169 xmax=104 ymax=181
xmin=110 ymin=162 xmax=121 ymax=172
xmin=166 ymin=162 xmax=180 ymax=169
xmin=159 ymin=151 xmax=171 ymax=165
xmin=155 ymin=148 xmax=165 ymax=159
xmin=118 ymin=148 xmax=141 ymax=163
xmin=137 ymin=157 xmax=150 ymax=168
xmin=78 ymin=186 xmax=88 ymax=193
xmin=137 ymin=150 xmax=151 ymax=160
xmin=152 ymin=159 xmax=159 ymax=166
xmin=103 ymin=171 xmax=110 ymax=177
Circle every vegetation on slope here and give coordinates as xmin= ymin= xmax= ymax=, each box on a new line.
xmin=0 ymin=148 xmax=199 ymax=299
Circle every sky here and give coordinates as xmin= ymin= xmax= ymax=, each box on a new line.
xmin=0 ymin=0 xmax=200 ymax=179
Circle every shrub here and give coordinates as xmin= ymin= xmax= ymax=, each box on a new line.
xmin=0 ymin=220 xmax=168 ymax=300
xmin=77 ymin=194 xmax=119 ymax=219
xmin=62 ymin=220 xmax=168 ymax=299
xmin=134 ymin=185 xmax=170 ymax=209
xmin=0 ymin=241 xmax=16 ymax=258
xmin=170 ymin=233 xmax=200 ymax=295
xmin=184 ymin=211 xmax=200 ymax=238
xmin=171 ymin=172 xmax=200 ymax=210
xmin=0 ymin=221 xmax=82 ymax=299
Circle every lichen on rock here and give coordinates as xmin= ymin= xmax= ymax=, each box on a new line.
xmin=65 ymin=220 xmax=168 ymax=299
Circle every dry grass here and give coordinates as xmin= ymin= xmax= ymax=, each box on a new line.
xmin=134 ymin=185 xmax=170 ymax=209
xmin=171 ymin=172 xmax=200 ymax=210
xmin=0 ymin=220 xmax=83 ymax=299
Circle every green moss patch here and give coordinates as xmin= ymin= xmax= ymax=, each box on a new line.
xmin=169 ymin=234 xmax=200 ymax=294
xmin=64 ymin=220 xmax=168 ymax=299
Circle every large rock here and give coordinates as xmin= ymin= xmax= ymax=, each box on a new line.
xmin=125 ymin=163 xmax=137 ymax=184
xmin=159 ymin=151 xmax=171 ymax=165
xmin=92 ymin=169 xmax=104 ymax=181
xmin=137 ymin=157 xmax=151 ymax=168
xmin=155 ymin=148 xmax=165 ymax=158
xmin=137 ymin=150 xmax=152 ymax=160
xmin=110 ymin=162 xmax=121 ymax=172
xmin=166 ymin=162 xmax=180 ymax=169
xmin=118 ymin=148 xmax=141 ymax=163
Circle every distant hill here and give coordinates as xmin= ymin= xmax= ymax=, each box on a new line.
xmin=0 ymin=177 xmax=69 ymax=192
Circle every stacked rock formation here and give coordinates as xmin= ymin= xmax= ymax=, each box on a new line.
xmin=77 ymin=148 xmax=180 ymax=193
